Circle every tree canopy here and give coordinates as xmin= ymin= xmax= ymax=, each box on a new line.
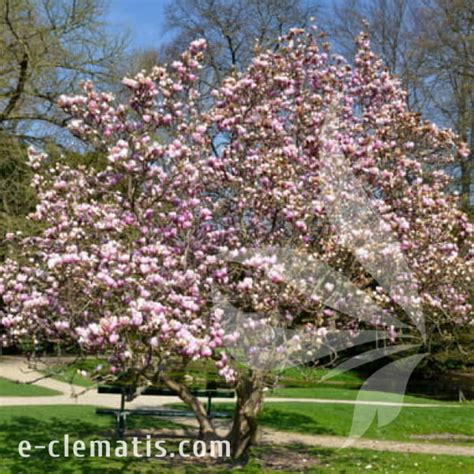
xmin=0 ymin=27 xmax=472 ymax=458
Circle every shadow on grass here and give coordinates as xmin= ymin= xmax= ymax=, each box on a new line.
xmin=0 ymin=407 xmax=334 ymax=473
xmin=0 ymin=414 xmax=197 ymax=474
xmin=257 ymin=408 xmax=336 ymax=436
xmin=0 ymin=416 xmax=130 ymax=473
xmin=166 ymin=403 xmax=337 ymax=437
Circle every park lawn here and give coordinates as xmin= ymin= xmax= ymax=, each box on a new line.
xmin=167 ymin=398 xmax=473 ymax=445
xmin=41 ymin=356 xmax=455 ymax=407
xmin=275 ymin=366 xmax=364 ymax=387
xmin=250 ymin=444 xmax=474 ymax=474
xmin=40 ymin=359 xmax=374 ymax=397
xmin=39 ymin=358 xmax=103 ymax=388
xmin=0 ymin=377 xmax=60 ymax=397
xmin=271 ymin=367 xmax=450 ymax=404
xmin=44 ymin=362 xmax=450 ymax=407
xmin=248 ymin=445 xmax=474 ymax=474
xmin=269 ymin=386 xmax=449 ymax=404
xmin=221 ymin=401 xmax=474 ymax=444
xmin=0 ymin=405 xmax=473 ymax=473
xmin=0 ymin=405 xmax=181 ymax=474
xmin=47 ymin=365 xmax=96 ymax=388
xmin=42 ymin=357 xmax=222 ymax=389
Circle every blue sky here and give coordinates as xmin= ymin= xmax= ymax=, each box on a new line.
xmin=106 ymin=0 xmax=172 ymax=50
xmin=105 ymin=0 xmax=335 ymax=51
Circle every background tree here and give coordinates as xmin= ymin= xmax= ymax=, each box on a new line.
xmin=328 ymin=0 xmax=473 ymax=210
xmin=0 ymin=0 xmax=127 ymax=144
xmin=410 ymin=0 xmax=473 ymax=211
xmin=328 ymin=0 xmax=422 ymax=108
xmin=0 ymin=132 xmax=37 ymax=260
xmin=162 ymin=0 xmax=319 ymax=87
xmin=127 ymin=48 xmax=161 ymax=77
xmin=0 ymin=134 xmax=107 ymax=262
xmin=0 ymin=0 xmax=126 ymax=261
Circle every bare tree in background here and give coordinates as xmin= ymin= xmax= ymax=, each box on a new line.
xmin=329 ymin=0 xmax=473 ymax=209
xmin=328 ymin=0 xmax=423 ymax=108
xmin=117 ymin=48 xmax=162 ymax=79
xmin=411 ymin=0 xmax=473 ymax=210
xmin=163 ymin=0 xmax=319 ymax=86
xmin=0 ymin=0 xmax=128 ymax=145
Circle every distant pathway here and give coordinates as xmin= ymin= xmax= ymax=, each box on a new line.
xmin=261 ymin=429 xmax=474 ymax=457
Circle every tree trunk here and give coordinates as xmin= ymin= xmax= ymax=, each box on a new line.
xmin=460 ymin=155 xmax=472 ymax=210
xmin=160 ymin=375 xmax=217 ymax=440
xmin=227 ymin=369 xmax=266 ymax=460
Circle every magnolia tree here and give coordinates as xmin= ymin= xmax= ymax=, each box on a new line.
xmin=1 ymin=28 xmax=473 ymax=459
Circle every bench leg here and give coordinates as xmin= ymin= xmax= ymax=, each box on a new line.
xmin=116 ymin=412 xmax=126 ymax=439
xmin=115 ymin=392 xmax=127 ymax=439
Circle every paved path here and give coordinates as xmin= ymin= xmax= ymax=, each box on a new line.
xmin=2 ymin=356 xmax=473 ymax=458
xmin=261 ymin=430 xmax=474 ymax=457
xmin=0 ymin=356 xmax=167 ymax=409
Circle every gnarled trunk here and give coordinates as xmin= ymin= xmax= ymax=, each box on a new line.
xmin=160 ymin=375 xmax=217 ymax=440
xmin=162 ymin=369 xmax=267 ymax=460
xmin=227 ymin=369 xmax=266 ymax=460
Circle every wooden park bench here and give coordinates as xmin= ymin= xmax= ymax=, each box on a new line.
xmin=96 ymin=383 xmax=235 ymax=438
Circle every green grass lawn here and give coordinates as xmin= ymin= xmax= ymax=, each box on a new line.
xmin=276 ymin=366 xmax=364 ymax=387
xmin=0 ymin=405 xmax=180 ymax=473
xmin=206 ymin=401 xmax=474 ymax=445
xmin=39 ymin=358 xmax=102 ymax=388
xmin=268 ymin=385 xmax=450 ymax=404
xmin=40 ymin=360 xmax=366 ymax=391
xmin=249 ymin=445 xmax=474 ymax=473
xmin=4 ymin=361 xmax=469 ymax=471
xmin=42 ymin=357 xmax=226 ymax=389
xmin=0 ymin=405 xmax=473 ymax=473
xmin=270 ymin=367 xmax=458 ymax=404
xmin=47 ymin=365 xmax=96 ymax=388
xmin=267 ymin=367 xmax=462 ymax=405
xmin=0 ymin=377 xmax=60 ymax=397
